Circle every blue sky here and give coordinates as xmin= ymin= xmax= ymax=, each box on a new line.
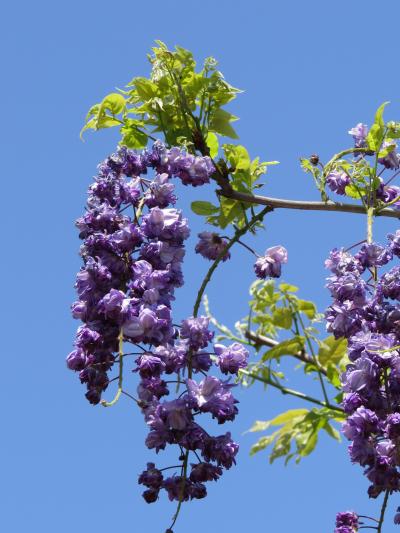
xmin=3 ymin=1 xmax=400 ymax=532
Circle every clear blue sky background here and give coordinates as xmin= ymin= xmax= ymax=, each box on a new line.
xmin=3 ymin=1 xmax=400 ymax=532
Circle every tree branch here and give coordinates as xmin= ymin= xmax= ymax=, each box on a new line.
xmin=245 ymin=331 xmax=327 ymax=376
xmin=217 ymin=189 xmax=400 ymax=219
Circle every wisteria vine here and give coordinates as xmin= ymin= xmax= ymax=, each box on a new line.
xmin=72 ymin=42 xmax=400 ymax=532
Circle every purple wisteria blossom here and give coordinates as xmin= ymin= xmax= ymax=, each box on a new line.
xmin=326 ymin=171 xmax=350 ymax=195
xmin=254 ymin=245 xmax=288 ymax=279
xmin=348 ymin=123 xmax=368 ymax=148
xmin=215 ymin=343 xmax=249 ymax=374
xmin=195 ymin=232 xmax=231 ymax=262
xmin=68 ymin=142 xmax=245 ymax=509
xmin=325 ymin=235 xmax=400 ymax=511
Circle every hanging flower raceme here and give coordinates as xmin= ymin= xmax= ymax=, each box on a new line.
xmin=68 ymin=142 xmax=249 ymax=513
xmin=325 ymin=233 xmax=400 ymax=508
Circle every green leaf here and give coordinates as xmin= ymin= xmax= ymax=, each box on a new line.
xmin=318 ymin=336 xmax=347 ymax=366
xmin=272 ymin=307 xmax=293 ymax=329
xmin=269 ymin=409 xmax=309 ymax=426
xmin=248 ymin=420 xmax=272 ymax=433
xmin=223 ymin=144 xmax=251 ymax=170
xmin=323 ymin=421 xmax=341 ymax=442
xmin=120 ymin=121 xmax=148 ymax=148
xmin=344 ymin=184 xmax=366 ymax=199
xmin=100 ymin=93 xmax=126 ymax=115
xmin=134 ymin=77 xmax=158 ymax=100
xmin=250 ymin=432 xmax=279 ymax=455
xmin=297 ymin=299 xmax=317 ymax=319
xmin=262 ymin=336 xmax=304 ymax=361
xmin=206 ymin=132 xmax=219 ymax=158
xmin=366 ymin=101 xmax=390 ymax=151
xmin=279 ymin=283 xmax=299 ymax=293
xmin=374 ymin=101 xmax=390 ymax=128
xmin=191 ymin=201 xmax=220 ymax=216
xmin=210 ymin=109 xmax=239 ymax=139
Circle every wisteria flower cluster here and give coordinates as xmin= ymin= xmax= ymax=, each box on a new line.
xmin=335 ymin=511 xmax=359 ymax=532
xmin=68 ymin=142 xmax=249 ymax=508
xmin=325 ymin=232 xmax=400 ymax=502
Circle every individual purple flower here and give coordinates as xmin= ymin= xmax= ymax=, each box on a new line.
xmin=342 ymin=392 xmax=363 ymax=414
xmin=138 ymin=462 xmax=164 ymax=490
xmin=335 ymin=510 xmax=359 ymax=529
xmin=201 ymin=432 xmax=239 ymax=469
xmin=355 ymin=242 xmax=392 ymax=268
xmin=326 ymin=273 xmax=366 ymax=305
xmin=342 ymin=406 xmax=379 ymax=440
xmin=325 ymin=301 xmax=362 ymax=339
xmin=187 ymin=376 xmax=238 ymax=423
xmin=138 ymin=377 xmax=169 ymax=401
xmin=342 ymin=357 xmax=379 ymax=394
xmin=380 ymin=267 xmax=400 ymax=300
xmin=215 ymin=343 xmax=249 ymax=374
xmin=348 ymin=122 xmax=368 ymax=148
xmin=142 ymin=488 xmax=159 ymax=503
xmin=388 ymin=230 xmax=400 ymax=257
xmin=385 ymin=413 xmax=400 ymax=439
xmin=162 ymin=476 xmax=192 ymax=502
xmin=195 ymin=232 xmax=231 ymax=262
xmin=325 ymin=248 xmax=363 ymax=276
xmin=135 ymin=353 xmax=166 ymax=378
xmin=394 ymin=507 xmax=400 ymax=525
xmin=254 ymin=245 xmax=288 ymax=279
xmin=377 ymin=183 xmax=400 ymax=207
xmin=141 ymin=207 xmax=190 ymax=243
xmin=378 ymin=141 xmax=400 ymax=169
xmin=189 ymin=463 xmax=222 ymax=482
xmin=175 ymin=155 xmax=215 ymax=187
xmin=326 ymin=171 xmax=350 ymax=195
xmin=144 ymin=173 xmax=176 ymax=208
xmin=180 ymin=316 xmax=214 ymax=350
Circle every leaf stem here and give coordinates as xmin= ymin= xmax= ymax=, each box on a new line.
xmin=101 ymin=331 xmax=124 ymax=408
xmin=239 ymin=368 xmax=344 ymax=413
xmin=377 ymin=490 xmax=390 ymax=533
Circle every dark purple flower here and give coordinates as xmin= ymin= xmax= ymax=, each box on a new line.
xmin=215 ymin=343 xmax=249 ymax=374
xmin=326 ymin=171 xmax=350 ymax=195
xmin=142 ymin=488 xmax=159 ymax=503
xmin=187 ymin=376 xmax=238 ymax=423
xmin=388 ymin=230 xmax=400 ymax=256
xmin=325 ymin=301 xmax=362 ymax=339
xmin=180 ymin=316 xmax=214 ymax=350
xmin=385 ymin=413 xmax=400 ymax=439
xmin=355 ymin=242 xmax=392 ymax=268
xmin=138 ymin=462 xmax=164 ymax=490
xmin=378 ymin=141 xmax=400 ymax=169
xmin=195 ymin=232 xmax=231 ymax=262
xmin=189 ymin=463 xmax=222 ymax=482
xmin=336 ymin=510 xmax=359 ymax=528
xmin=201 ymin=432 xmax=239 ymax=469
xmin=254 ymin=245 xmax=288 ymax=279
xmin=380 ymin=267 xmax=400 ymax=300
xmin=342 ymin=407 xmax=379 ymax=440
xmin=342 ymin=357 xmax=379 ymax=394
